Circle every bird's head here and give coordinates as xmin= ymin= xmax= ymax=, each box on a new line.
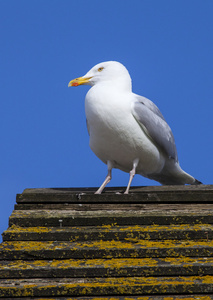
xmin=68 ymin=61 xmax=132 ymax=91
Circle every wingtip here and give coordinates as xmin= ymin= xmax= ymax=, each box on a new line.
xmin=193 ymin=179 xmax=203 ymax=185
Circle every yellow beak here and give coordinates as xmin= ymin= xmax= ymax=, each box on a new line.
xmin=68 ymin=76 xmax=92 ymax=87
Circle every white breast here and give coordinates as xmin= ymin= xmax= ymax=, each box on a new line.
xmin=85 ymin=84 xmax=165 ymax=175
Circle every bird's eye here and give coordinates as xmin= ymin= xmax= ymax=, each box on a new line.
xmin=98 ymin=67 xmax=104 ymax=72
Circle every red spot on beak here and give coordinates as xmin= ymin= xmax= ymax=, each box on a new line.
xmin=72 ymin=81 xmax=79 ymax=87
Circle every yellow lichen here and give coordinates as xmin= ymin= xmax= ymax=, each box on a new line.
xmin=1 ymin=276 xmax=213 ymax=297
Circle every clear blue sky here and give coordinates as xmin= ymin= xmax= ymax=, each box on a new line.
xmin=1 ymin=0 xmax=213 ymax=240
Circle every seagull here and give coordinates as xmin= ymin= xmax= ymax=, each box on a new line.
xmin=68 ymin=61 xmax=201 ymax=194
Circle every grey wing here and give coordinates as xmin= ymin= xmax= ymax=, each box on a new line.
xmin=134 ymin=94 xmax=166 ymax=120
xmin=132 ymin=97 xmax=178 ymax=162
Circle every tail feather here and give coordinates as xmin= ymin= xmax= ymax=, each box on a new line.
xmin=148 ymin=162 xmax=202 ymax=186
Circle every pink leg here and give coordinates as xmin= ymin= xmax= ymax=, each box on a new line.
xmin=95 ymin=161 xmax=113 ymax=194
xmin=124 ymin=159 xmax=139 ymax=194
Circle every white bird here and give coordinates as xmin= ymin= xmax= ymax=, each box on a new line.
xmin=68 ymin=61 xmax=201 ymax=194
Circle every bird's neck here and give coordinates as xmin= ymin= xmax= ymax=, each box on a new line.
xmin=96 ymin=78 xmax=132 ymax=93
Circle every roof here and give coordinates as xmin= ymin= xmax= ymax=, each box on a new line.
xmin=1 ymin=185 xmax=213 ymax=299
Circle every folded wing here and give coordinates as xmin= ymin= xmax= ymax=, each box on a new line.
xmin=132 ymin=95 xmax=178 ymax=162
